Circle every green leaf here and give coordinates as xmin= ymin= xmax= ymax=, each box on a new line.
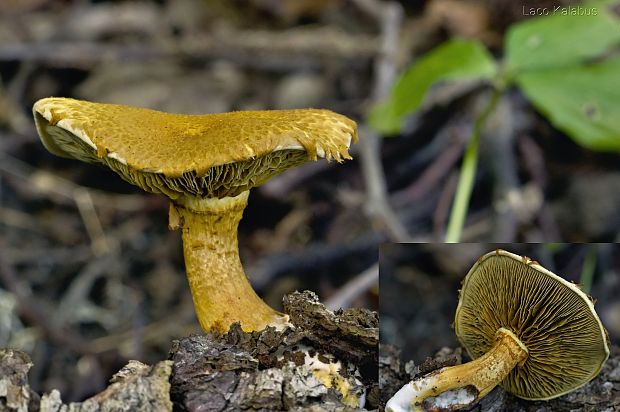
xmin=506 ymin=2 xmax=620 ymax=73
xmin=369 ymin=39 xmax=497 ymax=134
xmin=515 ymin=56 xmax=620 ymax=151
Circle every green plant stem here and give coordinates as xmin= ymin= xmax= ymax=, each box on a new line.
xmin=445 ymin=88 xmax=502 ymax=242
xmin=579 ymin=245 xmax=597 ymax=294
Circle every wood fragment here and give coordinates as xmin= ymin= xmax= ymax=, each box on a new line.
xmin=0 ymin=292 xmax=378 ymax=411
xmin=170 ymin=291 xmax=378 ymax=411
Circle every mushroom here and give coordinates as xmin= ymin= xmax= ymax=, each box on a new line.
xmin=386 ymin=249 xmax=610 ymax=412
xmin=32 ymin=97 xmax=357 ymax=332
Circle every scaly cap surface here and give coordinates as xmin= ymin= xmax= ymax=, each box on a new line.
xmin=33 ymin=97 xmax=357 ymax=199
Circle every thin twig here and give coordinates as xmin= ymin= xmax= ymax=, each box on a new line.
xmin=55 ymin=254 xmax=117 ymax=325
xmin=352 ymin=0 xmax=410 ymax=242
xmin=0 ymin=155 xmax=111 ymax=254
xmin=324 ymin=263 xmax=378 ymax=311
xmin=73 ymin=187 xmax=112 ymax=256
xmin=0 ymin=27 xmax=378 ymax=71
xmin=392 ymin=134 xmax=466 ymax=207
xmin=89 ymin=307 xmax=198 ymax=354
xmin=518 ymin=134 xmax=561 ymax=240
xmin=0 ymin=245 xmax=91 ymax=354
xmin=433 ymin=171 xmax=458 ymax=240
xmin=0 ymin=153 xmax=147 ymax=212
xmin=486 ymin=96 xmax=519 ymax=242
xmin=358 ymin=127 xmax=410 ymax=241
xmin=0 ymin=207 xmax=45 ymax=233
xmin=249 ymin=232 xmax=384 ymax=289
xmin=259 ymin=161 xmax=331 ymax=198
xmin=2 ymin=62 xmax=34 ymax=136
xmin=2 ymin=245 xmax=91 ymax=265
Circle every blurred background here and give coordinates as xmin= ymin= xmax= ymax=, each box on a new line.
xmin=380 ymin=243 xmax=620 ymax=364
xmin=0 ymin=0 xmax=619 ymax=402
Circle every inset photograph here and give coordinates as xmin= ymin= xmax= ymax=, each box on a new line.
xmin=380 ymin=243 xmax=620 ymax=411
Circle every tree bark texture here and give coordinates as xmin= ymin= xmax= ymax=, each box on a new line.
xmin=0 ymin=291 xmax=378 ymax=412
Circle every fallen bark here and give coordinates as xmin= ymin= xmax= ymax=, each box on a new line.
xmin=0 ymin=348 xmax=173 ymax=412
xmin=0 ymin=291 xmax=378 ymax=412
xmin=380 ymin=344 xmax=620 ymax=411
xmin=170 ymin=291 xmax=379 ymax=411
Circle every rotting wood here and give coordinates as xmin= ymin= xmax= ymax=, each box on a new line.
xmin=0 ymin=291 xmax=378 ymax=412
xmin=170 ymin=291 xmax=379 ymax=411
xmin=0 ymin=349 xmax=173 ymax=412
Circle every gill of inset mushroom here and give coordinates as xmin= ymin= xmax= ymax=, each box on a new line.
xmin=33 ymin=97 xmax=357 ymax=333
xmin=386 ymin=249 xmax=610 ymax=412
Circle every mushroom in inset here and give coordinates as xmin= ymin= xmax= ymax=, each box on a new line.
xmin=386 ymin=249 xmax=610 ymax=412
xmin=32 ymin=97 xmax=357 ymax=332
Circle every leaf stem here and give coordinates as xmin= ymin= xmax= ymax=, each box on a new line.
xmin=579 ymin=245 xmax=597 ymax=294
xmin=445 ymin=87 xmax=502 ymax=242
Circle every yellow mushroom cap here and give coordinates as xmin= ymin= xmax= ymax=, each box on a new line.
xmin=33 ymin=97 xmax=357 ymax=199
xmin=454 ymin=249 xmax=609 ymax=401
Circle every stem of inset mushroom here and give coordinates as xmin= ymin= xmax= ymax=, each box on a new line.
xmin=386 ymin=328 xmax=528 ymax=412
xmin=168 ymin=190 xmax=290 ymax=332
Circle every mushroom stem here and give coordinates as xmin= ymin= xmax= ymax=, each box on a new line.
xmin=386 ymin=328 xmax=528 ymax=412
xmin=169 ymin=190 xmax=290 ymax=332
